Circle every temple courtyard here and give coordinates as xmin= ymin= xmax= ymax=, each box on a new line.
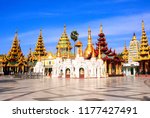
xmin=0 ymin=76 xmax=150 ymax=101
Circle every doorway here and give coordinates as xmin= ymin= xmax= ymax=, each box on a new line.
xmin=65 ymin=68 xmax=70 ymax=78
xmin=79 ymin=68 xmax=84 ymax=79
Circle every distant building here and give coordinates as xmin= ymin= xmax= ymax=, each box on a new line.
xmin=122 ymin=21 xmax=150 ymax=76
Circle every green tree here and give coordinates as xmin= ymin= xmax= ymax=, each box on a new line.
xmin=70 ymin=30 xmax=79 ymax=57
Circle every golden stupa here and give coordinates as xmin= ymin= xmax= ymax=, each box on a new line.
xmin=84 ymin=27 xmax=94 ymax=58
xmin=122 ymin=41 xmax=128 ymax=63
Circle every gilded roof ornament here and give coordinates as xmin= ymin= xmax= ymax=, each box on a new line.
xmin=100 ymin=24 xmax=103 ymax=33
xmin=142 ymin=20 xmax=145 ymax=32
xmin=132 ymin=33 xmax=136 ymax=41
xmin=64 ymin=24 xmax=66 ymax=33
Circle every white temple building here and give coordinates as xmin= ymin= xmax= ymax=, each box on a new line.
xmin=33 ymin=60 xmax=45 ymax=75
xmin=52 ymin=49 xmax=106 ymax=79
xmin=36 ymin=25 xmax=122 ymax=78
xmin=52 ymin=27 xmax=107 ymax=79
xmin=123 ymin=33 xmax=139 ymax=76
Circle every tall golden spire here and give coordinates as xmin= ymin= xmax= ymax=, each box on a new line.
xmin=7 ymin=32 xmax=24 ymax=60
xmin=34 ymin=29 xmax=47 ymax=57
xmin=84 ymin=27 xmax=94 ymax=58
xmin=138 ymin=20 xmax=149 ymax=61
xmin=100 ymin=24 xmax=103 ymax=33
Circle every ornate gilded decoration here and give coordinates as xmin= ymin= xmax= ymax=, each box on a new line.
xmin=138 ymin=20 xmax=149 ymax=60
xmin=56 ymin=25 xmax=72 ymax=58
xmin=34 ymin=29 xmax=47 ymax=57
xmin=3 ymin=32 xmax=27 ymax=74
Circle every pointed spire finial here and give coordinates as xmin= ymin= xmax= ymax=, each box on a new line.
xmin=100 ymin=24 xmax=103 ymax=33
xmin=64 ymin=24 xmax=66 ymax=33
xmin=142 ymin=20 xmax=145 ymax=32
xmin=88 ymin=26 xmax=91 ymax=38
xmin=14 ymin=30 xmax=18 ymax=41
xmin=15 ymin=30 xmax=18 ymax=37
xmin=132 ymin=33 xmax=136 ymax=41
xmin=29 ymin=48 xmax=32 ymax=52
xmin=40 ymin=28 xmax=42 ymax=36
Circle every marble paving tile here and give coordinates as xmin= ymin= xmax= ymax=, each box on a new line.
xmin=0 ymin=77 xmax=149 ymax=101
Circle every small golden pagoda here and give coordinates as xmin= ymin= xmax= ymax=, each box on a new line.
xmin=34 ymin=29 xmax=47 ymax=57
xmin=75 ymin=40 xmax=83 ymax=57
xmin=137 ymin=20 xmax=150 ymax=74
xmin=3 ymin=32 xmax=27 ymax=74
xmin=122 ymin=41 xmax=128 ymax=63
xmin=27 ymin=48 xmax=37 ymax=71
xmin=56 ymin=25 xmax=72 ymax=58
xmin=84 ymin=27 xmax=94 ymax=59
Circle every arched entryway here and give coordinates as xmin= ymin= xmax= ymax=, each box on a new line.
xmin=131 ymin=67 xmax=134 ymax=75
xmin=79 ymin=68 xmax=84 ymax=79
xmin=65 ymin=68 xmax=70 ymax=78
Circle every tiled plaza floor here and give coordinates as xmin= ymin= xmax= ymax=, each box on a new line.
xmin=0 ymin=76 xmax=150 ymax=101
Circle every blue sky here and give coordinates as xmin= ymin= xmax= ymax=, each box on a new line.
xmin=0 ymin=0 xmax=150 ymax=55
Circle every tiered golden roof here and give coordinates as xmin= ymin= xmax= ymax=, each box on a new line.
xmin=84 ymin=27 xmax=94 ymax=58
xmin=3 ymin=32 xmax=27 ymax=70
xmin=56 ymin=25 xmax=72 ymax=58
xmin=34 ymin=29 xmax=47 ymax=57
xmin=138 ymin=20 xmax=150 ymax=60
xmin=7 ymin=32 xmax=24 ymax=60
